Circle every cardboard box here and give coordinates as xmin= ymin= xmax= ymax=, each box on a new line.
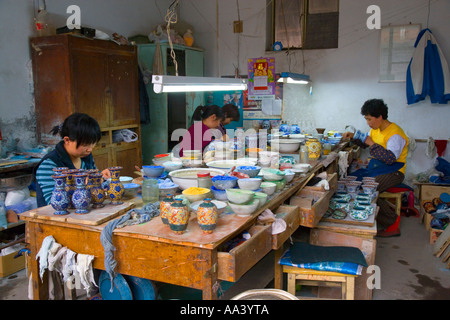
xmin=0 ymin=245 xmax=25 ymax=278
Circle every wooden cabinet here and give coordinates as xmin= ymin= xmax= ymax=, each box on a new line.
xmin=30 ymin=35 xmax=142 ymax=177
xmin=137 ymin=43 xmax=204 ymax=163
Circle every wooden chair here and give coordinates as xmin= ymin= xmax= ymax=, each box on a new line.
xmin=283 ymin=265 xmax=358 ymax=300
xmin=379 ymin=191 xmax=404 ymax=217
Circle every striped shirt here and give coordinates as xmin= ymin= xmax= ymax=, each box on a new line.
xmin=35 ymin=159 xmax=96 ymax=205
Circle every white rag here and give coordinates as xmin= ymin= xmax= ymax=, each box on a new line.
xmin=47 ymin=242 xmax=62 ymax=272
xmin=258 ymin=209 xmax=287 ymax=235
xmin=76 ymin=254 xmax=97 ymax=295
xmin=62 ymin=249 xmax=77 ymax=283
xmin=35 ymin=235 xmax=55 ymax=281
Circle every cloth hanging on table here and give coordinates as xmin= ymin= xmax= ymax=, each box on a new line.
xmin=407 ymin=28 xmax=450 ymax=105
xmin=76 ymin=253 xmax=97 ymax=295
xmin=35 ymin=235 xmax=55 ymax=281
xmin=100 ymin=204 xmax=157 ymax=292
xmin=62 ymin=248 xmax=77 ymax=283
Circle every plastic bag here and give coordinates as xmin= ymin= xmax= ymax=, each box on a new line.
xmin=112 ymin=129 xmax=138 ymax=143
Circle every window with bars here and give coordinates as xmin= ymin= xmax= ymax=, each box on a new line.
xmin=268 ymin=0 xmax=339 ymax=50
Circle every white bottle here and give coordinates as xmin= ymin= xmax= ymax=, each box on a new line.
xmin=35 ymin=6 xmax=55 ymax=37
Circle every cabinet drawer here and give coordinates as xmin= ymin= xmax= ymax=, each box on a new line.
xmin=217 ymin=224 xmax=272 ymax=282
xmin=272 ymin=205 xmax=300 ymax=250
xmin=290 ymin=189 xmax=334 ymax=228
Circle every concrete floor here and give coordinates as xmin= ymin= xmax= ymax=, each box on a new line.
xmin=0 ymin=215 xmax=449 ymax=300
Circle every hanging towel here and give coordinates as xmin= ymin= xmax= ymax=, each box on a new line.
xmin=62 ymin=249 xmax=77 ymax=283
xmin=434 ymin=140 xmax=448 ymax=157
xmin=76 ymin=254 xmax=97 ymax=295
xmin=35 ymin=235 xmax=55 ymax=281
xmin=407 ymin=28 xmax=450 ymax=105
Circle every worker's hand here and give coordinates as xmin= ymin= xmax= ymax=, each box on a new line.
xmin=342 ymin=131 xmax=354 ymax=140
xmin=101 ymin=168 xmax=111 ymax=180
xmin=221 ymin=134 xmax=230 ymax=142
xmin=364 ymin=135 xmax=375 ymax=146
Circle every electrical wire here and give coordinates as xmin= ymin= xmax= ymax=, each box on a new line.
xmin=165 ymin=0 xmax=180 ymax=76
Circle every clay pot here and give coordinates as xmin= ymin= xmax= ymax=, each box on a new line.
xmin=107 ymin=166 xmax=124 ymax=205
xmin=72 ymin=173 xmax=91 ymax=214
xmin=168 ymin=198 xmax=190 ymax=234
xmin=50 ymin=174 xmax=70 ymax=215
xmin=160 ymin=194 xmax=175 ymax=225
xmin=90 ymin=172 xmax=106 ymax=209
xmin=197 ymin=198 xmax=218 ymax=234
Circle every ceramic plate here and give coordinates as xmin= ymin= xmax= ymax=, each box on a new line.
xmin=123 ymin=275 xmax=157 ymax=300
xmin=349 ymin=210 xmax=369 ymax=221
xmin=99 ymin=271 xmax=133 ymax=300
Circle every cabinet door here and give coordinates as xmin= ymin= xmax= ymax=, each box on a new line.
xmin=92 ymin=146 xmax=111 ymax=172
xmin=113 ymin=142 xmax=141 ymax=177
xmin=71 ymin=50 xmax=109 ymax=128
xmin=185 ymin=50 xmax=205 ymax=127
xmin=108 ymin=54 xmax=140 ymax=127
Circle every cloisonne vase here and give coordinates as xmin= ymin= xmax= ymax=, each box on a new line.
xmin=107 ymin=166 xmax=124 ymax=205
xmin=90 ymin=172 xmax=106 ymax=209
xmin=160 ymin=194 xmax=174 ymax=225
xmin=52 ymin=167 xmax=68 ymax=175
xmin=50 ymin=174 xmax=70 ymax=215
xmin=85 ymin=169 xmax=99 ymax=196
xmin=197 ymin=198 xmax=218 ymax=234
xmin=63 ymin=169 xmax=80 ymax=209
xmin=72 ymin=173 xmax=91 ymax=214
xmin=168 ymin=198 xmax=190 ymax=234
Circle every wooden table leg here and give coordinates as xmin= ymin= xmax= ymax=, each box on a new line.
xmin=27 ymin=221 xmax=49 ymax=300
xmin=274 ymin=247 xmax=284 ymax=290
xmin=202 ymin=250 xmax=218 ymax=300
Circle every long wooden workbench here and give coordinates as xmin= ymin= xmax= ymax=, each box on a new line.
xmin=21 ymin=144 xmax=350 ymax=300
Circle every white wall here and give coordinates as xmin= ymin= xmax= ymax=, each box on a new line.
xmin=1 ymin=0 xmax=449 ymax=182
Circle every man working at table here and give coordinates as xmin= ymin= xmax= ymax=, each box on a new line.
xmin=343 ymin=99 xmax=409 ymax=237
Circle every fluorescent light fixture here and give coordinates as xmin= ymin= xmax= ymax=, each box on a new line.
xmin=152 ymin=75 xmax=248 ymax=93
xmin=277 ymin=72 xmax=311 ymax=84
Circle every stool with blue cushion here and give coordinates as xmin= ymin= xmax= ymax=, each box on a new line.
xmin=279 ymin=242 xmax=367 ymax=300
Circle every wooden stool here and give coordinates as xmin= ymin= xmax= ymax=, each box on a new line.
xmin=379 ymin=191 xmax=404 ymax=216
xmin=283 ymin=265 xmax=357 ymax=300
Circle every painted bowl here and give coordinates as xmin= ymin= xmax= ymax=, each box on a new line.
xmin=210 ymin=186 xmax=229 ymax=201
xmin=158 ymin=185 xmax=179 ymax=198
xmin=362 ymin=184 xmax=378 ymax=195
xmin=254 ymin=192 xmax=268 ymax=208
xmin=169 ymin=168 xmax=226 ymax=190
xmin=211 ymin=175 xmax=238 ymax=190
xmin=337 ymin=180 xmax=347 ymax=192
xmin=182 ymin=187 xmax=212 ymax=203
xmin=162 ymin=161 xmax=183 ymax=172
xmin=261 ymin=168 xmax=286 ymax=181
xmin=226 ymin=188 xmax=255 ymax=204
xmin=260 ymin=182 xmax=277 ymax=196
xmin=142 ymin=165 xmax=165 ymax=178
xmin=349 ymin=206 xmax=369 ymax=221
xmin=123 ymin=183 xmax=140 ymax=198
xmin=283 ymin=171 xmax=295 ymax=183
xmin=228 ymin=199 xmax=259 ymax=216
xmin=236 ymin=166 xmax=261 ymax=178
xmin=190 ymin=200 xmax=227 ymax=215
xmin=237 ymin=178 xmax=262 ymax=191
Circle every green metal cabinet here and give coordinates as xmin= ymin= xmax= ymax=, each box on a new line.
xmin=138 ymin=43 xmax=204 ymax=164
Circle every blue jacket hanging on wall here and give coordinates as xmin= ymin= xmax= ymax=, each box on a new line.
xmin=406 ymin=28 xmax=450 ymax=105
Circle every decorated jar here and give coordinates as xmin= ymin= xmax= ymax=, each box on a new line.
xmin=90 ymin=172 xmax=106 ymax=209
xmin=107 ymin=166 xmax=124 ymax=205
xmin=50 ymin=174 xmax=70 ymax=215
xmin=306 ymin=138 xmax=322 ymax=160
xmin=72 ymin=173 xmax=91 ymax=214
xmin=63 ymin=169 xmax=80 ymax=209
xmin=160 ymin=194 xmax=175 ymax=225
xmin=85 ymin=169 xmax=99 ymax=196
xmin=197 ymin=198 xmax=218 ymax=234
xmin=168 ymin=198 xmax=190 ymax=234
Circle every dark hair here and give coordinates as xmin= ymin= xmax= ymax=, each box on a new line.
xmin=361 ymin=99 xmax=388 ymax=120
xmin=192 ymin=105 xmax=225 ymax=125
xmin=50 ymin=113 xmax=102 ymax=148
xmin=222 ymin=104 xmax=240 ymax=122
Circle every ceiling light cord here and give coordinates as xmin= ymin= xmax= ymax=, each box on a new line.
xmin=165 ymin=0 xmax=179 ymax=76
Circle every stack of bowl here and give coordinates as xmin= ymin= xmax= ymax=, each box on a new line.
xmin=226 ymin=189 xmax=259 ymax=216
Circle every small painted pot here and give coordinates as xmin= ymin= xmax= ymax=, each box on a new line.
xmin=168 ymin=198 xmax=190 ymax=234
xmin=197 ymin=198 xmax=218 ymax=234
xmin=337 ymin=180 xmax=347 ymax=192
xmin=107 ymin=166 xmax=124 ymax=205
xmin=160 ymin=194 xmax=175 ymax=225
xmin=90 ymin=172 xmax=106 ymax=209
xmin=85 ymin=169 xmax=99 ymax=196
xmin=50 ymin=174 xmax=70 ymax=215
xmin=349 ymin=206 xmax=369 ymax=221
xmin=72 ymin=173 xmax=91 ymax=214
xmin=63 ymin=169 xmax=80 ymax=209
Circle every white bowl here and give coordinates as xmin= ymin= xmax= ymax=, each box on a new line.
xmin=261 ymin=168 xmax=286 ymax=181
xmin=169 ymin=168 xmax=226 ymax=190
xmin=226 ymin=189 xmax=255 ymax=204
xmin=260 ymin=182 xmax=277 ymax=196
xmin=292 ymin=163 xmax=311 ymax=173
xmin=228 ymin=199 xmax=259 ymax=216
xmin=237 ymin=178 xmax=262 ymax=191
xmin=162 ymin=161 xmax=183 ymax=172
xmin=206 ymin=160 xmax=257 ymax=170
xmin=190 ymin=200 xmax=227 ymax=215
xmin=182 ymin=150 xmax=202 ymax=159
xmin=284 ymin=171 xmax=295 ymax=183
xmin=271 ymin=139 xmax=302 ymax=153
xmin=254 ymin=192 xmax=268 ymax=208
xmin=120 ymin=176 xmax=133 ymax=184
